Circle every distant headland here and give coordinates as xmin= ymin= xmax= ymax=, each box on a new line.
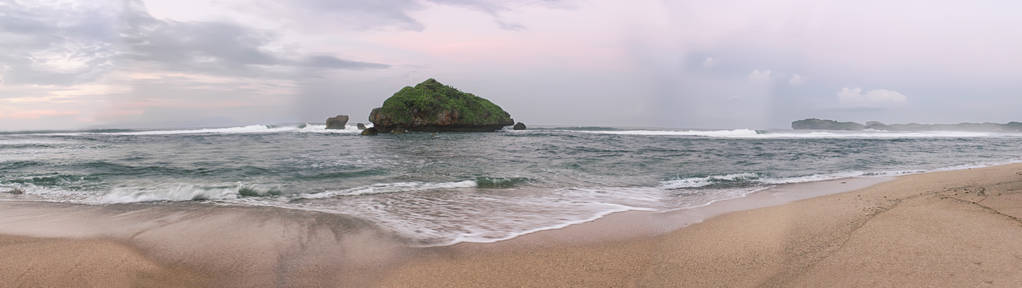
xmin=792 ymin=118 xmax=1022 ymax=132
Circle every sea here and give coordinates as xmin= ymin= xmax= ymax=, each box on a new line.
xmin=2 ymin=124 xmax=1021 ymax=246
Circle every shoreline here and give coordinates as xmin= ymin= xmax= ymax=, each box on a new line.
xmin=2 ymin=163 xmax=1022 ymax=287
xmin=442 ymin=175 xmax=893 ymax=250
xmin=379 ymin=163 xmax=1022 ymax=287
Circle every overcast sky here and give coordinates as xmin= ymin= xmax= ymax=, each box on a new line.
xmin=1 ymin=0 xmax=1020 ymax=130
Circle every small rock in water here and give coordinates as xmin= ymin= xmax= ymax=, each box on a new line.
xmin=513 ymin=122 xmax=527 ymax=130
xmin=357 ymin=123 xmax=367 ymax=130
xmin=361 ymin=127 xmax=378 ymax=136
xmin=325 ymin=115 xmax=349 ymax=129
xmin=6 ymin=188 xmax=24 ymax=195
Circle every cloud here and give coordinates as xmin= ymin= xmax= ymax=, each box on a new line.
xmin=837 ymin=87 xmax=907 ymax=108
xmin=747 ymin=69 xmax=772 ymax=81
xmin=118 ymin=2 xmax=388 ymax=75
xmin=0 ymin=1 xmax=119 ymax=85
xmin=0 ymin=109 xmax=79 ymax=120
xmin=285 ymin=0 xmax=564 ymax=31
xmin=300 ymin=56 xmax=390 ymax=70
xmin=0 ymin=0 xmax=389 ymax=130
xmin=702 ymin=57 xmax=715 ymax=68
xmin=0 ymin=0 xmax=388 ymax=87
xmin=788 ymin=74 xmax=804 ymax=86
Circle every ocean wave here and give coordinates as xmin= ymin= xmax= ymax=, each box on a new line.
xmin=298 ymin=180 xmax=478 ymax=199
xmin=31 ymin=124 xmax=364 ymax=136
xmin=5 ymin=174 xmax=101 ymax=187
xmin=474 ymin=176 xmax=532 ymax=188
xmin=98 ymin=184 xmax=245 ymax=203
xmin=659 ymin=173 xmax=759 ymax=189
xmin=567 ymin=129 xmax=1019 ymax=139
xmin=108 ymin=124 xmax=362 ymax=135
xmin=0 ymin=160 xmax=47 ymax=170
xmin=574 ymin=129 xmax=762 ymax=137
xmin=0 ymin=183 xmax=93 ymax=201
xmin=660 ymin=170 xmax=912 ymax=189
xmin=0 ymin=138 xmax=71 ymax=146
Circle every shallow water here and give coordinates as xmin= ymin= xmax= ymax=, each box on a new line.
xmin=2 ymin=124 xmax=1021 ymax=245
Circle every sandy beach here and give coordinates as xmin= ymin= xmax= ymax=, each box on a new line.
xmin=3 ymin=163 xmax=1022 ymax=287
xmin=380 ymin=163 xmax=1022 ymax=287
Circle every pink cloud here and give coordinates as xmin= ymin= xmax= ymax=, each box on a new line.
xmin=0 ymin=110 xmax=80 ymax=120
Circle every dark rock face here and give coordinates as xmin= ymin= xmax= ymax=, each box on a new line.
xmin=368 ymin=79 xmax=514 ymax=133
xmin=361 ymin=127 xmax=378 ymax=136
xmin=792 ymin=118 xmax=865 ymax=130
xmin=513 ymin=122 xmax=527 ymax=130
xmin=356 ymin=123 xmax=366 ymax=130
xmin=325 ymin=115 xmax=349 ymax=129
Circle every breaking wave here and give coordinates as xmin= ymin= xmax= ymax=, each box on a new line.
xmin=95 ymin=183 xmax=283 ymax=203
xmin=33 ymin=124 xmax=364 ymax=136
xmin=660 ymin=170 xmax=924 ymax=190
xmin=569 ymin=129 xmax=1019 ymax=139
xmin=298 ymin=180 xmax=479 ymax=199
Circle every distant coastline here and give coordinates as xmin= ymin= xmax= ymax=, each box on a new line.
xmin=792 ymin=118 xmax=1022 ymax=132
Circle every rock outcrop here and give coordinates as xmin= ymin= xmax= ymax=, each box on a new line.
xmin=368 ymin=79 xmax=514 ymax=133
xmin=356 ymin=123 xmax=366 ymax=130
xmin=325 ymin=115 xmax=349 ymax=129
xmin=513 ymin=122 xmax=527 ymax=130
xmin=361 ymin=127 xmax=378 ymax=136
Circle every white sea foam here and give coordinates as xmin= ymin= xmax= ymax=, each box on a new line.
xmin=569 ymin=129 xmax=1019 ymax=139
xmin=0 ymin=138 xmax=70 ymax=145
xmin=659 ymin=173 xmax=759 ymax=189
xmin=104 ymin=124 xmax=361 ymax=135
xmin=0 ymin=183 xmax=92 ymax=201
xmin=31 ymin=124 xmax=364 ymax=136
xmin=444 ymin=203 xmax=648 ymax=245
xmin=299 ymin=180 xmax=479 ymax=199
xmin=575 ymin=129 xmax=762 ymax=137
xmin=659 ymin=170 xmax=917 ymax=190
xmin=98 ymin=184 xmax=242 ymax=203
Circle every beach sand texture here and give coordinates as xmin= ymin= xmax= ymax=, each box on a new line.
xmin=378 ymin=163 xmax=1022 ymax=287
xmin=1 ymin=163 xmax=1020 ymax=287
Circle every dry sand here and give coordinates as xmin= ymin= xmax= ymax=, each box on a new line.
xmin=0 ymin=235 xmax=207 ymax=287
xmin=2 ymin=164 xmax=1021 ymax=287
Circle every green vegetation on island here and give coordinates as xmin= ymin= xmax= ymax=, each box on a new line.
xmin=368 ymin=79 xmax=515 ymax=133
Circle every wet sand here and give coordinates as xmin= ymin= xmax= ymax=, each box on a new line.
xmin=2 ymin=164 xmax=1022 ymax=287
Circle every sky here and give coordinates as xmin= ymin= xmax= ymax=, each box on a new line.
xmin=1 ymin=0 xmax=1020 ymax=131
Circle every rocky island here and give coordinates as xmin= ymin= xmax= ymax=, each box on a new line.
xmin=791 ymin=118 xmax=865 ymax=130
xmin=367 ymin=79 xmax=515 ymax=133
xmin=792 ymin=118 xmax=1022 ymax=132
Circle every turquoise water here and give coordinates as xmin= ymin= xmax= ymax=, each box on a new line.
xmin=2 ymin=124 xmax=1021 ymax=245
